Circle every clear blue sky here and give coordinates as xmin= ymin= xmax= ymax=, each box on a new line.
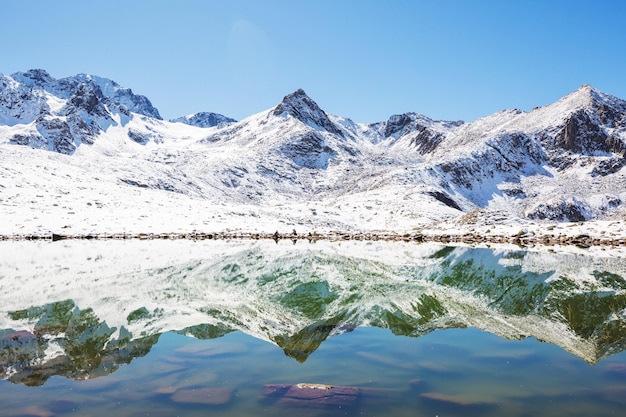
xmin=2 ymin=0 xmax=625 ymax=123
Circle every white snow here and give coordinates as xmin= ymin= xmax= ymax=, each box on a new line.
xmin=1 ymin=73 xmax=625 ymax=245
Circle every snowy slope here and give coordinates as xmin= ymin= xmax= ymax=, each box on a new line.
xmin=0 ymin=69 xmax=169 ymax=154
xmin=1 ymin=69 xmax=626 ymax=237
xmin=421 ymin=85 xmax=626 ymax=220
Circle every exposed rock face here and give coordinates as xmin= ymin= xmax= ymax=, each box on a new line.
xmin=273 ymin=89 xmax=345 ymax=137
xmin=66 ymin=83 xmax=108 ymax=117
xmin=110 ymin=87 xmax=161 ymax=120
xmin=66 ymin=113 xmax=100 ymax=145
xmin=592 ymin=156 xmax=626 ymax=176
xmin=409 ymin=128 xmax=445 ymax=154
xmin=1 ymin=69 xmax=163 ymax=153
xmin=280 ymin=133 xmax=337 ymax=169
xmin=382 ymin=113 xmax=450 ymax=154
xmin=58 ymin=73 xmax=162 ymax=119
xmin=0 ymin=74 xmax=49 ymax=125
xmin=557 ymin=110 xmax=609 ymax=153
xmin=2 ymin=73 xmax=626 ymax=223
xmin=9 ymin=133 xmax=46 ymax=148
xmin=11 ymin=68 xmax=55 ymax=87
xmin=35 ymin=117 xmax=76 ymax=155
xmin=438 ymin=132 xmax=546 ymax=195
xmin=384 ymin=113 xmax=416 ymax=138
xmin=411 ymin=85 xmax=626 ymax=217
xmin=127 ymin=128 xmax=163 ymax=145
xmin=426 ymin=191 xmax=462 ymax=211
xmin=526 ymin=199 xmax=590 ymax=222
xmin=539 ymin=87 xmax=626 ymax=171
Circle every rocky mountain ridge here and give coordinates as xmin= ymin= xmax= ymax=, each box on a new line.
xmin=0 ymin=69 xmax=164 ymax=154
xmin=1 ymin=69 xmax=625 ymax=235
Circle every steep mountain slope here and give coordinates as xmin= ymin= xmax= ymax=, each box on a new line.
xmin=0 ymin=69 xmax=173 ymax=155
xmin=171 ymin=88 xmax=469 ymax=222
xmin=417 ymin=85 xmax=626 ymax=221
xmin=1 ymin=69 xmax=626 ymax=236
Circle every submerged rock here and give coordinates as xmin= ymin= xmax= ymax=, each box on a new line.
xmin=262 ymin=383 xmax=360 ymax=408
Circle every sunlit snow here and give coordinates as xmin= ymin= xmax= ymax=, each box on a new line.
xmin=1 ymin=71 xmax=626 ymax=242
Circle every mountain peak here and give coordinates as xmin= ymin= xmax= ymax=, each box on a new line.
xmin=273 ymin=89 xmax=318 ymax=116
xmin=559 ymin=84 xmax=626 ymax=111
xmin=272 ymin=89 xmax=343 ymax=136
xmin=571 ymin=84 xmax=601 ymax=101
xmin=70 ymin=73 xmax=162 ymax=120
xmin=11 ymin=69 xmax=55 ymax=87
xmin=288 ymin=88 xmax=308 ymax=98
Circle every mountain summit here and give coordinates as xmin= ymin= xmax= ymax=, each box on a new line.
xmin=528 ymin=84 xmax=626 ymax=161
xmin=0 ymin=69 xmax=165 ymax=153
xmin=10 ymin=69 xmax=162 ymax=119
xmin=272 ymin=89 xmax=344 ymax=137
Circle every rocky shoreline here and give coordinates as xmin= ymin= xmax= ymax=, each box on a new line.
xmin=1 ymin=229 xmax=624 ymax=248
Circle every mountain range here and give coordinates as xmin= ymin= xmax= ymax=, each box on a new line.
xmin=1 ymin=69 xmax=626 ymax=236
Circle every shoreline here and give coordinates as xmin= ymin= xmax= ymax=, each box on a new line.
xmin=1 ymin=229 xmax=625 ymax=248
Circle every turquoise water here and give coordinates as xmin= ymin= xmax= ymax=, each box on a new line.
xmin=1 ymin=240 xmax=626 ymax=416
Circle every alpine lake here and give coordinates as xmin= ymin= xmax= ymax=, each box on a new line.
xmin=1 ymin=238 xmax=626 ymax=417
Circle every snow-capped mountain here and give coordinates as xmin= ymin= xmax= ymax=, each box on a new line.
xmin=1 ymin=240 xmax=625 ymax=384
xmin=421 ymin=84 xmax=626 ymax=221
xmin=0 ymin=69 xmax=165 ymax=154
xmin=170 ymin=111 xmax=236 ymax=128
xmin=1 ymin=69 xmax=626 ymax=237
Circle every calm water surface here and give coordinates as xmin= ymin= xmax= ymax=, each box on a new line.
xmin=1 ymin=240 xmax=626 ymax=416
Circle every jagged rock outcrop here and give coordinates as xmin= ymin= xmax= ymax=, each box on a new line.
xmin=0 ymin=69 xmax=163 ymax=153
xmin=273 ymin=89 xmax=345 ymax=137
xmin=409 ymin=85 xmax=626 ymax=218
xmin=279 ymin=132 xmax=338 ymax=169
xmin=1 ymin=72 xmax=626 ymax=224
xmin=537 ymin=86 xmax=626 ymax=164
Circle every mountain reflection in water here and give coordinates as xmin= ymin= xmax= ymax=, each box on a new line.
xmin=1 ymin=239 xmax=626 ymax=386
